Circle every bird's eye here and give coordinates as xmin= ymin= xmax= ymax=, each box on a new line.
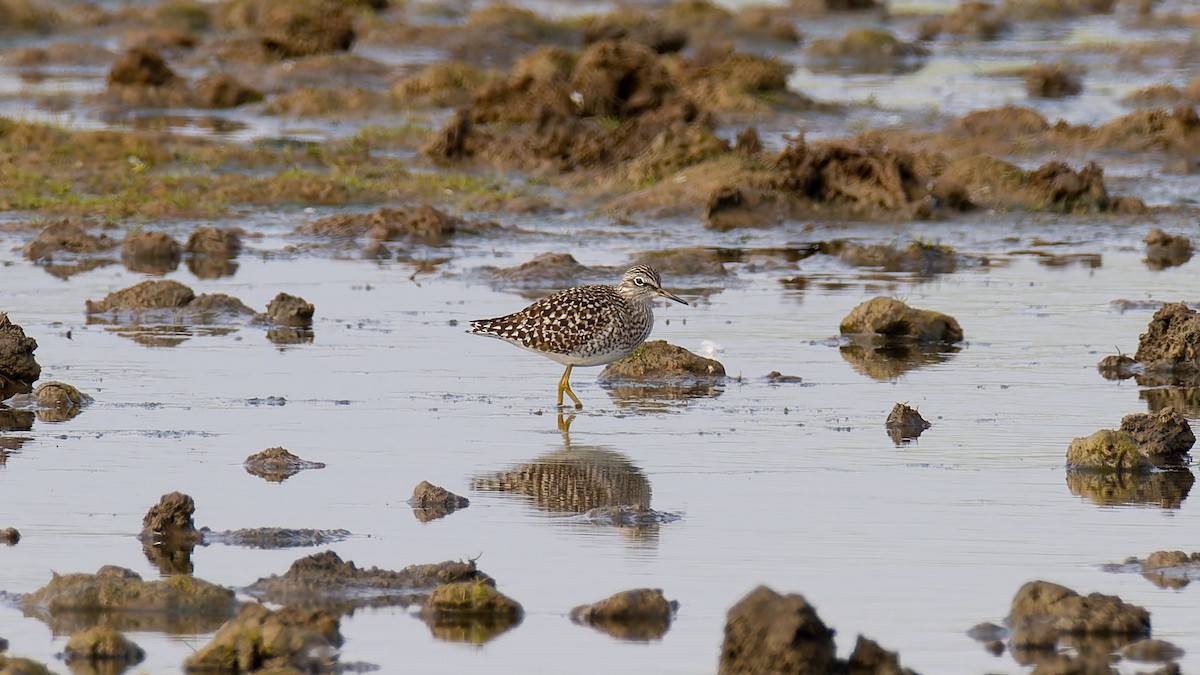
xmin=634 ymin=277 xmax=645 ymax=286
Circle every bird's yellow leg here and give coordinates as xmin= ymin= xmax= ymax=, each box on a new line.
xmin=557 ymin=364 xmax=583 ymax=409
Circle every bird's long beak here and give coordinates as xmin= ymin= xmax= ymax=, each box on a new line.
xmin=657 ymin=287 xmax=688 ymax=306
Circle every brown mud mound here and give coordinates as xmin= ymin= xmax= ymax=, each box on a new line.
xmin=23 ymin=220 xmax=118 ymax=263
xmin=1119 ymin=407 xmax=1194 ymax=466
xmin=599 ymin=340 xmax=726 ymax=380
xmin=85 ymin=280 xmax=257 ymax=324
xmin=570 ymin=588 xmax=679 ymax=641
xmin=19 ymin=565 xmax=236 ymax=633
xmin=245 ymin=551 xmax=487 ymax=613
xmin=773 ymin=136 xmax=933 ymax=217
xmin=803 ymin=28 xmax=928 ymax=73
xmin=0 ymin=314 xmax=41 ymax=400
xmin=121 ymin=230 xmax=182 ymax=275
xmin=0 ymin=654 xmax=53 ymax=675
xmin=1025 ymin=62 xmax=1083 ymax=98
xmin=409 ymin=481 xmax=469 ymax=522
xmin=263 ymin=293 xmax=314 ymax=327
xmin=2 ymin=527 xmax=19 ymax=544
xmin=933 ymin=157 xmax=1142 ymax=214
xmin=217 ymin=0 xmax=356 ymax=59
xmin=675 ymin=48 xmax=810 ymax=114
xmin=821 ymin=240 xmax=959 ymax=275
xmin=200 ymin=527 xmax=352 ymax=549
xmin=1097 ymin=353 xmax=1138 ymax=379
xmin=394 ymin=61 xmax=490 ymax=108
xmin=1144 ymin=228 xmax=1193 ymax=270
xmin=1006 ymin=581 xmax=1150 ymax=653
xmin=476 ymin=253 xmax=604 ymax=293
xmin=32 ymin=381 xmax=92 ymax=423
xmin=185 ymin=226 xmax=243 ymax=259
xmin=1066 ymin=429 xmax=1151 ymax=472
xmin=138 ymin=491 xmax=200 ymax=546
xmin=1067 ymin=469 xmax=1194 ymax=509
xmin=719 ymin=585 xmax=917 ymax=674
xmin=191 ymin=73 xmax=263 ymax=108
xmin=886 ymin=403 xmax=931 ymax=444
xmin=1122 ymin=638 xmax=1184 ymax=663
xmin=633 ymin=247 xmax=727 ymax=278
xmin=419 ymin=580 xmax=524 ymax=644
xmin=244 ymin=446 xmax=326 ymax=483
xmin=300 ymin=205 xmax=466 ymax=242
xmin=948 ymin=105 xmax=1050 ymax=142
xmin=917 ymin=1 xmax=1011 ymax=40
xmin=1092 ymin=105 xmax=1200 ymax=155
xmin=840 ymin=297 xmax=963 ymax=343
xmin=184 ymin=603 xmax=342 ymax=673
xmin=424 ymin=40 xmax=728 ymax=181
xmin=63 ymin=626 xmax=145 ymax=669
xmin=1134 ymin=303 xmax=1200 ymax=375
xmin=108 ymin=47 xmax=178 ymax=87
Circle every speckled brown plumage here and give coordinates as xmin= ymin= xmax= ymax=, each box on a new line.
xmin=468 ymin=264 xmax=688 ymax=408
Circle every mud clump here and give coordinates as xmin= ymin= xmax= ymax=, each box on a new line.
xmin=1134 ymin=303 xmax=1200 ymax=375
xmin=244 ymin=446 xmax=326 ymax=483
xmin=1105 ymin=551 xmax=1200 ymax=589
xmin=1119 ymin=407 xmax=1194 ymax=466
xmin=185 ymin=226 xmax=242 ymax=259
xmin=301 ymin=205 xmax=464 ymax=242
xmin=264 ymin=293 xmax=314 ymax=327
xmin=803 ymin=28 xmax=928 ymax=71
xmin=85 ymin=280 xmax=257 ymax=324
xmin=245 ymin=551 xmax=488 ymax=612
xmin=917 ymin=1 xmax=1011 ymax=41
xmin=1025 ymin=62 xmax=1083 ymax=98
xmin=63 ymin=626 xmax=145 ymax=669
xmin=933 ymin=157 xmax=1141 ymax=214
xmin=20 ymin=565 xmax=236 ymax=620
xmin=719 ymin=585 xmax=917 ymax=675
xmin=23 ymin=220 xmax=118 ymax=263
xmin=822 ymin=240 xmax=958 ymax=275
xmin=191 ymin=73 xmax=263 ymax=108
xmin=773 ymin=136 xmax=931 ymax=217
xmin=600 ymin=341 xmax=726 ymax=380
xmin=0 ymin=655 xmax=53 ymax=675
xmin=1097 ymin=353 xmax=1137 ymax=379
xmin=1066 ymin=429 xmax=1151 ymax=472
xmin=634 ymin=247 xmax=726 ymax=278
xmin=949 ymin=105 xmax=1050 ymax=140
xmin=0 ymin=313 xmax=41 ymax=400
xmin=419 ymin=580 xmax=524 ymax=644
xmin=886 ymin=403 xmax=931 ymax=444
xmin=121 ymin=230 xmax=183 ymax=275
xmin=1144 ymin=228 xmax=1193 ymax=270
xmin=221 ymin=0 xmax=356 ymax=58
xmin=32 ymin=381 xmax=92 ymax=423
xmin=569 ymin=588 xmax=679 ymax=641
xmin=1122 ymin=638 xmax=1184 ymax=663
xmin=108 ymin=47 xmax=178 ymax=87
xmin=1006 ymin=581 xmax=1150 ymax=654
xmin=477 ymin=253 xmax=600 ymax=293
xmin=184 ymin=603 xmax=342 ymax=673
xmin=1 ymin=527 xmax=18 ymax=545
xmin=409 ymin=481 xmax=470 ymax=522
xmin=139 ymin=491 xmax=200 ymax=545
xmin=840 ymin=297 xmax=963 ymax=343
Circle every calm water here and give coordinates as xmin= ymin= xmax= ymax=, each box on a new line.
xmin=1 ymin=212 xmax=1198 ymax=674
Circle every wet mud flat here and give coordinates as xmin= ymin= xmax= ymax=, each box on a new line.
xmin=3 ymin=0 xmax=1200 ymax=673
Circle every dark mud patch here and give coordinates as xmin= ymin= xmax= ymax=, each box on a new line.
xmin=0 ymin=313 xmax=41 ymax=400
xmin=408 ymin=481 xmax=470 ymax=522
xmin=262 ymin=292 xmax=315 ymax=328
xmin=1024 ymin=62 xmax=1084 ymax=99
xmin=885 ymin=403 xmax=931 ymax=444
xmin=719 ymin=585 xmax=916 ymax=674
xmin=1103 ymin=550 xmax=1200 ymax=589
xmin=244 ymin=551 xmax=488 ymax=614
xmin=17 ymin=565 xmax=236 ymax=635
xmin=1 ymin=527 xmax=19 ymax=545
xmin=1119 ymin=406 xmax=1195 ymax=467
xmin=418 ymin=580 xmax=524 ymax=644
xmin=185 ymin=603 xmax=342 ymax=674
xmin=200 ymin=527 xmax=352 ymax=549
xmin=570 ymin=588 xmax=679 ymax=641
xmin=243 ymin=446 xmax=326 ymax=483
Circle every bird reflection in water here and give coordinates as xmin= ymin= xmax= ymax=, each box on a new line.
xmin=473 ymin=414 xmax=679 ymax=543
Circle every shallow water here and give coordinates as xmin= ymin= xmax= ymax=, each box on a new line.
xmin=2 ymin=211 xmax=1199 ymax=674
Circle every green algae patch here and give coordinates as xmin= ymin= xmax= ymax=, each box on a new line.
xmin=419 ymin=581 xmax=524 ymax=644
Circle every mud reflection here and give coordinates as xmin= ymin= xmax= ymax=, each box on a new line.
xmin=186 ymin=256 xmax=239 ymax=279
xmin=0 ymin=406 xmax=35 ymax=432
xmin=600 ymin=379 xmax=724 ymax=411
xmin=1136 ymin=373 xmax=1200 ymax=417
xmin=472 ymin=424 xmax=674 ymax=543
xmin=85 ymin=323 xmax=239 ymax=348
xmin=1066 ymin=469 xmax=1194 ymax=509
xmin=839 ymin=340 xmax=961 ymax=381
